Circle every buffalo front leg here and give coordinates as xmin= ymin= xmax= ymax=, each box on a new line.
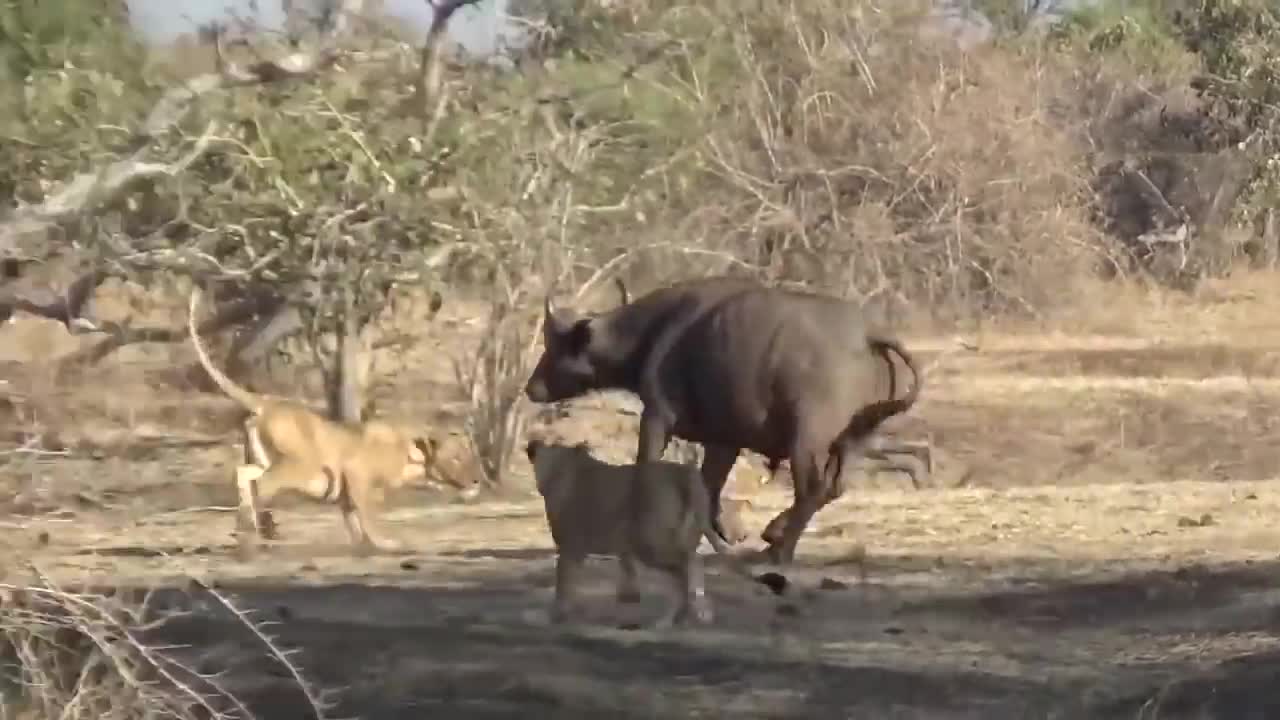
xmin=633 ymin=407 xmax=674 ymax=499
xmin=635 ymin=407 xmax=672 ymax=464
xmin=700 ymin=444 xmax=741 ymax=545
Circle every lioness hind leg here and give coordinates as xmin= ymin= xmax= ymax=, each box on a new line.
xmin=650 ymin=553 xmax=712 ymax=629
xmin=242 ymin=458 xmax=330 ymax=544
xmin=551 ymin=552 xmax=587 ymax=625
xmin=233 ymin=464 xmax=271 ymax=544
xmin=686 ymin=552 xmax=713 ymax=625
xmin=616 ymin=553 xmax=642 ymax=604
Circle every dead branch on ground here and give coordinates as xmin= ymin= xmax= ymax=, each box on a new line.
xmin=0 ymin=574 xmax=271 ymax=720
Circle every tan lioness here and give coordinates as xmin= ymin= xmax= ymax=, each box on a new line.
xmin=188 ymin=289 xmax=434 ymax=555
xmin=525 ymin=438 xmax=787 ymax=629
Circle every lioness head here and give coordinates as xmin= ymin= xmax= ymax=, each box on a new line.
xmin=358 ymin=420 xmax=439 ymax=484
xmin=524 ymin=437 xmax=593 ymax=493
xmin=407 ymin=435 xmax=436 ymax=467
xmin=419 ymin=432 xmax=479 ymax=491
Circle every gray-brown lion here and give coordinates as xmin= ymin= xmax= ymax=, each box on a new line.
xmin=525 ymin=438 xmax=787 ymax=628
xmin=189 ymin=288 xmax=436 ymax=555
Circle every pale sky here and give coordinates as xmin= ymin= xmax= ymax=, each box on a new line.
xmin=123 ymin=0 xmax=516 ymax=55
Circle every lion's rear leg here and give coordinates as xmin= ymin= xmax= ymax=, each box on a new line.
xmin=239 ymin=420 xmax=279 ymax=539
xmin=238 ymin=458 xmax=330 ymax=548
xmin=233 ymin=464 xmax=269 ymax=550
xmin=650 ymin=552 xmax=712 ymax=629
xmin=616 ymin=553 xmax=642 ymax=604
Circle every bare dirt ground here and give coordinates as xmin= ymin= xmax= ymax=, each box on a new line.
xmin=3 ymin=274 xmax=1280 ymax=719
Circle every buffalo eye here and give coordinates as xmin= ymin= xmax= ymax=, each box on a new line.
xmin=566 ymin=318 xmax=593 ymax=354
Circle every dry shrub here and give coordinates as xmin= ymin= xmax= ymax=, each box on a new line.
xmin=0 ymin=577 xmax=327 ymax=720
xmin=452 ymin=269 xmax=537 ymax=488
xmin=655 ymin=0 xmax=1109 ymax=321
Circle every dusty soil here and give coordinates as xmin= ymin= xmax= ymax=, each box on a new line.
xmin=3 ymin=274 xmax=1280 ymax=718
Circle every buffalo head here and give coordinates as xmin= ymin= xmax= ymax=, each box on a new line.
xmin=524 ymin=297 xmax=603 ymax=403
xmin=524 ymin=278 xmax=630 ymax=403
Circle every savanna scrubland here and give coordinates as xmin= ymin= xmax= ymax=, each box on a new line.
xmin=3 ymin=0 xmax=1280 ymax=717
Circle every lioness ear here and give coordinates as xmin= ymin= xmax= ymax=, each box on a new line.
xmin=411 ymin=437 xmax=436 ymax=463
xmin=525 ymin=439 xmax=542 ymax=462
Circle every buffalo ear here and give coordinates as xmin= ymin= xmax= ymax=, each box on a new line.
xmin=567 ymin=317 xmax=593 ymax=354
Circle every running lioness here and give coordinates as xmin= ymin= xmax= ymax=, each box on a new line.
xmin=526 ymin=438 xmax=787 ymax=628
xmin=189 ymin=289 xmax=434 ymax=554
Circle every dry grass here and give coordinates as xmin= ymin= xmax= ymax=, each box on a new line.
xmin=7 ymin=1 xmax=1280 ymax=715
xmin=5 ymin=270 xmax=1280 ymax=717
xmin=0 ymin=576 xmax=329 ymax=720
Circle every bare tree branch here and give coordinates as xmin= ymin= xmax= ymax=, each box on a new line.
xmin=56 ymin=296 xmax=269 ymax=370
xmin=0 ymin=269 xmax=109 ymax=333
xmin=0 ymin=16 xmax=362 ymax=261
xmin=413 ymin=0 xmax=483 ymax=121
xmin=0 ymin=126 xmax=221 ymax=258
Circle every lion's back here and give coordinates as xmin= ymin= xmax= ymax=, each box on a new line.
xmin=538 ymin=453 xmax=707 ymax=560
xmin=629 ymin=462 xmax=705 ymax=558
xmin=541 ymin=463 xmax=633 ymax=556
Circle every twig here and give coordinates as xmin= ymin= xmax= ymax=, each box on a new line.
xmin=412 ymin=0 xmax=484 ymax=120
xmin=203 ymin=585 xmax=332 ymax=719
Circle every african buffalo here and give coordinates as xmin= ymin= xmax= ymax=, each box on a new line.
xmin=523 ymin=276 xmax=923 ymax=565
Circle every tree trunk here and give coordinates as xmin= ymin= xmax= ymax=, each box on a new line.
xmin=334 ymin=315 xmax=364 ymax=424
xmin=327 ymin=288 xmax=365 ymax=424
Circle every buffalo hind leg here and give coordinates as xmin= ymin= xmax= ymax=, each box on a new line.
xmin=700 ymin=444 xmax=741 ymax=545
xmin=761 ymin=432 xmax=870 ymax=551
xmin=765 ymin=439 xmax=827 ymax=566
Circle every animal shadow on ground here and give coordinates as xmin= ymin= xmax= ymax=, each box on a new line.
xmin=112 ymin=578 xmax=1072 ymax=720
xmin=1098 ymin=648 xmax=1280 ymax=720
xmin=893 ymin=557 xmax=1280 ymax=720
xmin=437 ymin=547 xmax=556 ymax=561
xmin=17 ymin=555 xmax=1276 ymax=719
xmin=894 ymin=558 xmax=1280 ymax=630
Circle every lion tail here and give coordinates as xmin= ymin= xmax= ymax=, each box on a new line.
xmin=188 ymin=288 xmax=264 ymax=415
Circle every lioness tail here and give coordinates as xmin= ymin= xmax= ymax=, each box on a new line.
xmin=188 ymin=289 xmax=265 ymax=415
